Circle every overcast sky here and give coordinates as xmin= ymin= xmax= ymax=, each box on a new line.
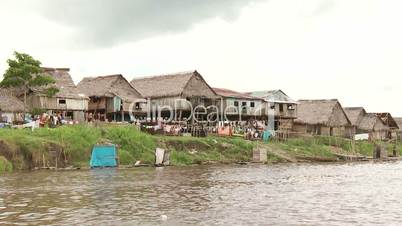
xmin=1 ymin=0 xmax=402 ymax=116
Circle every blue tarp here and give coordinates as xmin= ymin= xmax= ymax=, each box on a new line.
xmin=90 ymin=145 xmax=117 ymax=168
xmin=263 ymin=131 xmax=271 ymax=143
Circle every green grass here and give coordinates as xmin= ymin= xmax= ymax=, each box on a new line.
xmin=0 ymin=125 xmax=256 ymax=169
xmin=1 ymin=125 xmax=401 ymax=171
xmin=0 ymin=156 xmax=13 ymax=173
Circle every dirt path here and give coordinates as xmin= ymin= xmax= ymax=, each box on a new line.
xmin=261 ymin=144 xmax=298 ymax=163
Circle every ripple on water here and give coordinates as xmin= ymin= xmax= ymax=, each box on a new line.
xmin=1 ymin=163 xmax=402 ymax=224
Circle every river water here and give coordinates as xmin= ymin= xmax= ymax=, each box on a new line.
xmin=1 ymin=162 xmax=402 ymax=225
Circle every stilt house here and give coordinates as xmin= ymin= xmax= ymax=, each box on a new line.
xmin=247 ymin=90 xmax=297 ymax=131
xmin=344 ymin=107 xmax=390 ymax=140
xmin=22 ymin=67 xmax=88 ymax=121
xmin=213 ymin=88 xmax=265 ymax=120
xmin=375 ymin=113 xmax=399 ymax=139
xmin=0 ymin=89 xmax=24 ymax=123
xmin=293 ymin=99 xmax=352 ymax=138
xmin=130 ymin=70 xmax=218 ymax=121
xmin=77 ymin=74 xmax=146 ymax=122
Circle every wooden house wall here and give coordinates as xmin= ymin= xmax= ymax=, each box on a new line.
xmin=106 ymin=97 xmax=117 ymax=113
xmin=370 ymin=131 xmax=388 ymax=140
xmin=88 ymin=97 xmax=107 ymax=111
xmin=278 ymin=118 xmax=294 ymax=131
xmin=28 ymin=95 xmax=88 ymax=111
xmin=151 ymin=96 xmax=192 ymax=111
xmin=272 ymin=102 xmax=297 ymax=119
xmin=293 ymin=123 xmax=352 ymax=138
xmin=0 ymin=112 xmax=23 ymax=123
xmin=218 ymin=98 xmax=264 ymax=116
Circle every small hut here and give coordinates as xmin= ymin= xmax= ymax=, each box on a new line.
xmin=344 ymin=107 xmax=390 ymax=140
xmin=359 ymin=113 xmax=389 ymax=140
xmin=24 ymin=67 xmax=88 ymax=121
xmin=247 ymin=90 xmax=297 ymax=131
xmin=375 ymin=113 xmax=399 ymax=139
xmin=77 ymin=74 xmax=146 ymax=122
xmin=293 ymin=99 xmax=352 ymax=138
xmin=130 ymin=70 xmax=218 ymax=121
xmin=0 ymin=89 xmax=24 ymax=123
xmin=213 ymin=88 xmax=265 ymax=120
xmin=394 ymin=117 xmax=402 ymax=140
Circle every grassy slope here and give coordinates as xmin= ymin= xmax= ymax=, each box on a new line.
xmin=0 ymin=125 xmax=256 ymax=171
xmin=266 ymin=136 xmax=402 ymax=162
xmin=0 ymin=125 xmax=401 ymax=172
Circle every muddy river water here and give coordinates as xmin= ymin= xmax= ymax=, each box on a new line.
xmin=1 ymin=162 xmax=402 ymax=225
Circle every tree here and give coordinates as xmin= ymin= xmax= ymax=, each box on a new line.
xmin=0 ymin=51 xmax=59 ymax=120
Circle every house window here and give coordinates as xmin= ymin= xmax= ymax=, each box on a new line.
xmin=59 ymin=99 xmax=66 ymax=104
xmin=234 ymin=101 xmax=239 ymax=107
xmin=250 ymin=102 xmax=255 ymax=108
xmin=279 ymin=104 xmax=284 ymax=112
xmin=135 ymin=102 xmax=141 ymax=110
xmin=242 ymin=102 xmax=247 ymax=106
xmin=288 ymin=104 xmax=295 ymax=110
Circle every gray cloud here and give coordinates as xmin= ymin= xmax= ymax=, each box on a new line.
xmin=36 ymin=0 xmax=264 ymax=48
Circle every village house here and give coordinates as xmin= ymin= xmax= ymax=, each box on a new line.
xmin=130 ymin=70 xmax=218 ymax=121
xmin=375 ymin=113 xmax=399 ymax=139
xmin=293 ymin=99 xmax=353 ymax=138
xmin=394 ymin=117 xmax=402 ymax=140
xmin=213 ymin=88 xmax=266 ymax=120
xmin=22 ymin=67 xmax=88 ymax=121
xmin=0 ymin=89 xmax=24 ymax=123
xmin=247 ymin=90 xmax=297 ymax=131
xmin=77 ymin=74 xmax=146 ymax=122
xmin=344 ymin=107 xmax=389 ymax=140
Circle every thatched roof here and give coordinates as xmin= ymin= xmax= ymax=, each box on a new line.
xmin=130 ymin=70 xmax=217 ymax=99
xmin=0 ymin=89 xmax=24 ymax=112
xmin=77 ymin=74 xmax=145 ymax=102
xmin=358 ymin=113 xmax=388 ymax=131
xmin=30 ymin=68 xmax=87 ymax=99
xmin=295 ymin=99 xmax=351 ymax=126
xmin=213 ymin=88 xmax=263 ymax=101
xmin=394 ymin=118 xmax=402 ymax=132
xmin=375 ymin=113 xmax=399 ymax=129
xmin=344 ymin=107 xmax=366 ymax=126
xmin=247 ymin=90 xmax=297 ymax=104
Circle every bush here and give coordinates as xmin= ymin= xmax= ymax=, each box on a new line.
xmin=0 ymin=156 xmax=13 ymax=173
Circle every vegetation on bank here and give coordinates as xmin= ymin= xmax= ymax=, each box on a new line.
xmin=0 ymin=125 xmax=401 ymax=172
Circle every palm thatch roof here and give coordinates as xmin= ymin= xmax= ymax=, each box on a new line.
xmin=375 ymin=113 xmax=399 ymax=129
xmin=31 ymin=68 xmax=87 ymax=100
xmin=0 ymin=89 xmax=24 ymax=112
xmin=295 ymin=99 xmax=351 ymax=126
xmin=247 ymin=90 xmax=297 ymax=104
xmin=130 ymin=70 xmax=217 ymax=99
xmin=344 ymin=107 xmax=366 ymax=126
xmin=213 ymin=88 xmax=263 ymax=101
xmin=358 ymin=113 xmax=388 ymax=131
xmin=77 ymin=74 xmax=145 ymax=102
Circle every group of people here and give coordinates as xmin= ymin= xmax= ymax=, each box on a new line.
xmin=30 ymin=112 xmax=77 ymax=128
xmin=136 ymin=118 xmax=272 ymax=141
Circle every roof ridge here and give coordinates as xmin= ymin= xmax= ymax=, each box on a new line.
xmin=345 ymin=107 xmax=364 ymax=110
xmin=42 ymin=67 xmax=70 ymax=72
xmin=82 ymin=74 xmax=122 ymax=80
xmin=298 ymin=99 xmax=338 ymax=102
xmin=131 ymin=70 xmax=196 ymax=81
